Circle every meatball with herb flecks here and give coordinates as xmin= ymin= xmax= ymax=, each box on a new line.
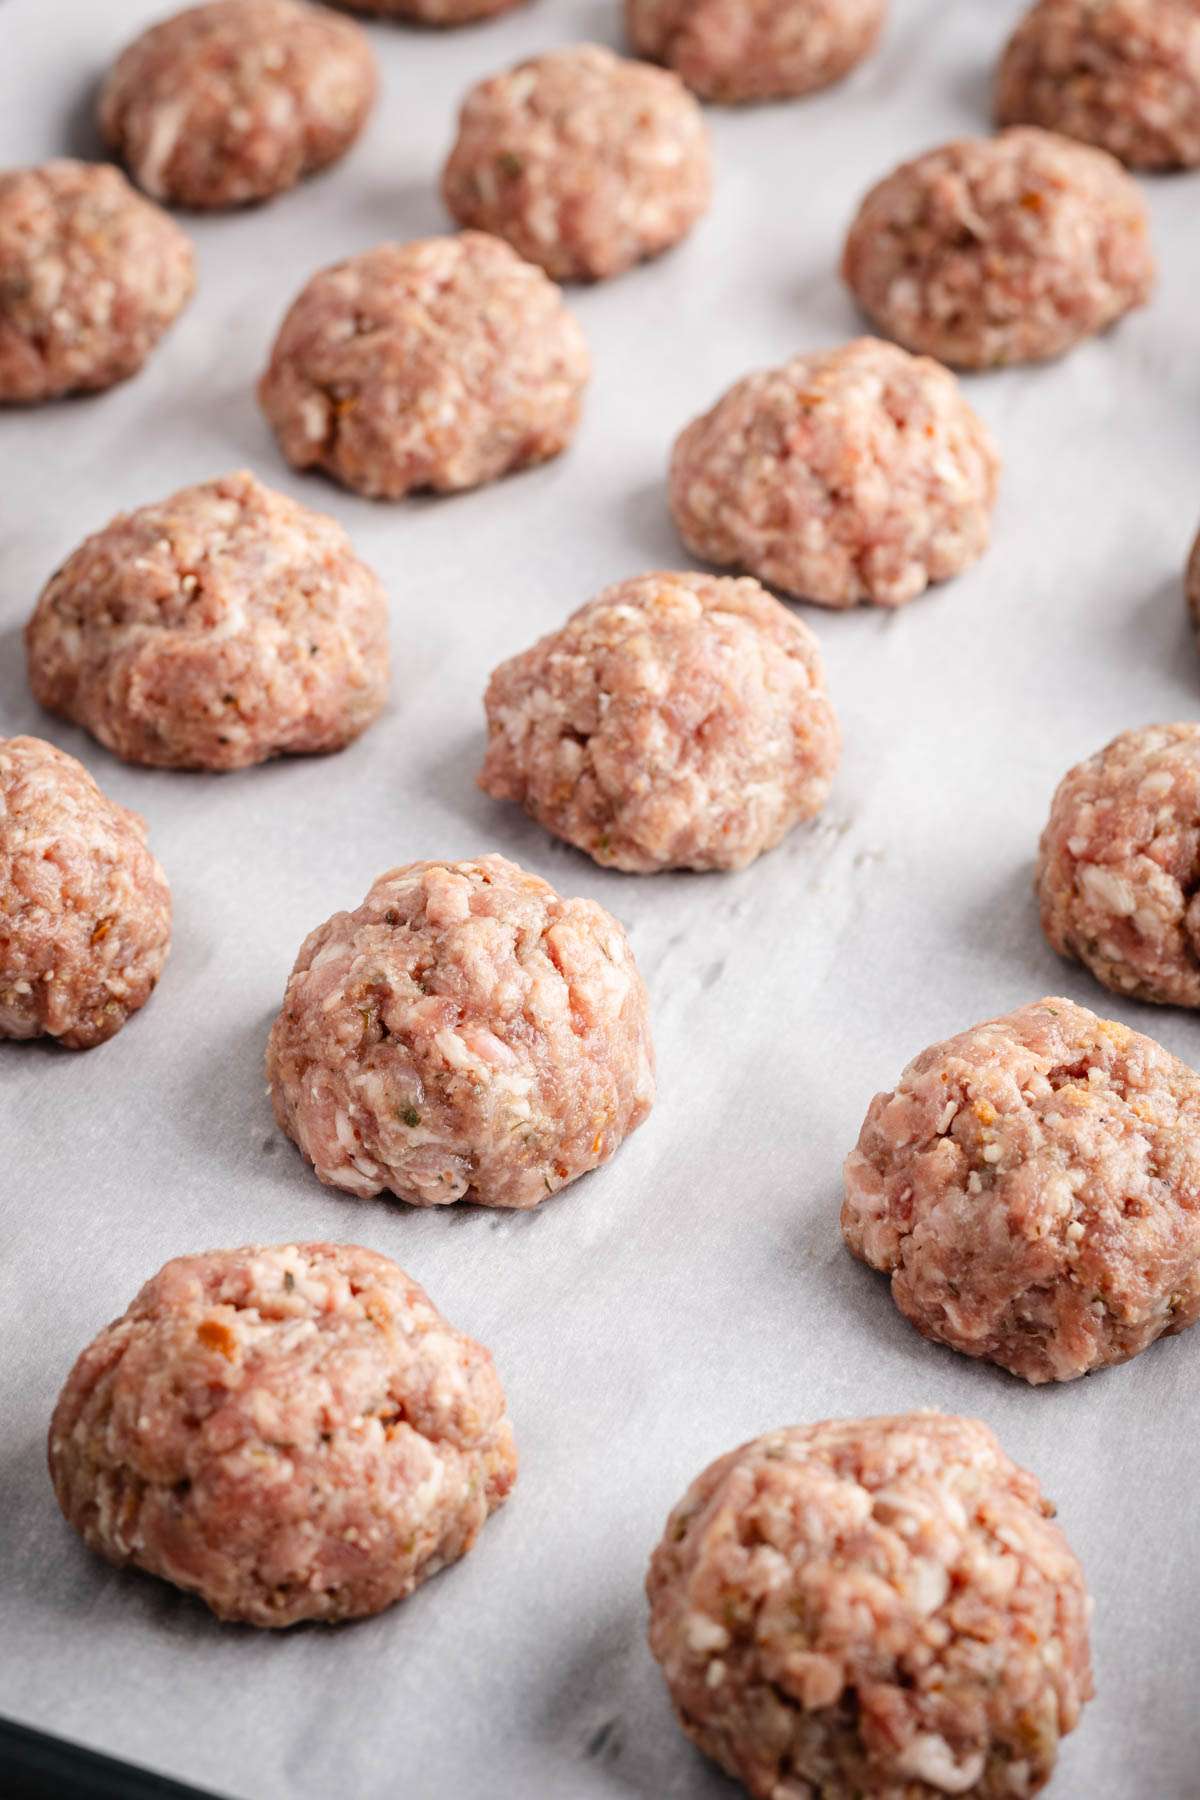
xmin=479 ymin=571 xmax=839 ymax=870
xmin=626 ymin=0 xmax=887 ymax=103
xmin=258 ymin=233 xmax=589 ymax=499
xmin=1037 ymin=723 xmax=1200 ymax=1007
xmin=340 ymin=0 xmax=526 ymax=20
xmin=648 ymin=1412 xmax=1092 ymax=1798
xmin=669 ymin=337 xmax=999 ymax=607
xmin=843 ymin=996 xmax=1200 ymax=1382
xmin=49 ymin=1243 xmax=516 ymax=1625
xmin=842 ymin=127 xmax=1155 ymax=368
xmin=442 ymin=44 xmax=711 ymax=282
xmin=99 ymin=0 xmax=376 ymax=210
xmin=997 ymin=0 xmax=1200 ymax=170
xmin=26 ymin=471 xmax=389 ymax=772
xmin=1 ymin=736 xmax=171 ymax=1048
xmin=266 ymin=854 xmax=655 ymax=1207
xmin=0 ymin=161 xmax=194 ymax=404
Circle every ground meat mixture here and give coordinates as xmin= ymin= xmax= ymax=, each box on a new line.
xmin=258 ymin=232 xmax=589 ymax=499
xmin=997 ymin=0 xmax=1200 ymax=170
xmin=49 ymin=1243 xmax=516 ymax=1626
xmin=647 ymin=1412 xmax=1092 ymax=1799
xmin=668 ymin=337 xmax=999 ymax=608
xmin=1036 ymin=724 xmax=1200 ymax=1007
xmin=0 ymin=736 xmax=171 ymax=1049
xmin=0 ymin=161 xmax=194 ymax=405
xmin=842 ymin=996 xmax=1200 ymax=1384
xmin=1186 ymin=528 xmax=1200 ymax=635
xmin=626 ymin=0 xmax=887 ymax=103
xmin=841 ymin=127 xmax=1155 ymax=368
xmin=339 ymin=0 xmax=525 ymax=20
xmin=441 ymin=44 xmax=711 ymax=283
xmin=478 ymin=571 xmax=840 ymax=871
xmin=26 ymin=471 xmax=389 ymax=773
xmin=99 ymin=0 xmax=376 ymax=211
xmin=266 ymin=854 xmax=655 ymax=1208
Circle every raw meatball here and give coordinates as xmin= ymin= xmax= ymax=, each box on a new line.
xmin=842 ymin=996 xmax=1200 ymax=1383
xmin=26 ymin=471 xmax=389 ymax=773
xmin=99 ymin=0 xmax=376 ymax=210
xmin=478 ymin=571 xmax=840 ymax=871
xmin=842 ymin=127 xmax=1155 ymax=368
xmin=258 ymin=233 xmax=589 ymax=499
xmin=49 ymin=1243 xmax=516 ymax=1626
xmin=669 ymin=337 xmax=999 ymax=608
xmin=340 ymin=0 xmax=524 ymax=20
xmin=997 ymin=0 xmax=1200 ymax=170
xmin=266 ymin=854 xmax=655 ymax=1207
xmin=1186 ymin=528 xmax=1200 ymax=634
xmin=0 ymin=161 xmax=194 ymax=405
xmin=626 ymin=0 xmax=887 ymax=103
xmin=1036 ymin=723 xmax=1200 ymax=1007
xmin=441 ymin=45 xmax=711 ymax=283
xmin=647 ymin=1413 xmax=1092 ymax=1800
xmin=0 ymin=736 xmax=171 ymax=1049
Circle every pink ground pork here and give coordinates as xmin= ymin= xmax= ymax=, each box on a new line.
xmin=647 ymin=1412 xmax=1092 ymax=1798
xmin=49 ymin=1243 xmax=516 ymax=1627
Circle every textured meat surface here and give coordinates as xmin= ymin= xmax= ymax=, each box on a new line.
xmin=842 ymin=127 xmax=1155 ymax=368
xmin=441 ymin=44 xmax=711 ymax=282
xmin=997 ymin=0 xmax=1200 ymax=170
xmin=0 ymin=161 xmax=194 ymax=404
xmin=99 ymin=0 xmax=376 ymax=210
xmin=258 ymin=232 xmax=590 ymax=499
xmin=479 ymin=571 xmax=840 ymax=871
xmin=0 ymin=736 xmax=171 ymax=1049
xmin=340 ymin=0 xmax=525 ymax=19
xmin=842 ymin=996 xmax=1200 ymax=1383
xmin=1036 ymin=723 xmax=1200 ymax=1007
xmin=26 ymin=470 xmax=390 ymax=772
xmin=626 ymin=0 xmax=887 ymax=102
xmin=266 ymin=854 xmax=655 ymax=1207
xmin=669 ymin=337 xmax=999 ymax=608
xmin=647 ymin=1413 xmax=1092 ymax=1799
xmin=49 ymin=1243 xmax=516 ymax=1627
xmin=1187 ymin=529 xmax=1200 ymax=637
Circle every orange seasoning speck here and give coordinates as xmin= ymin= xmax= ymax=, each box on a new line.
xmin=196 ymin=1318 xmax=237 ymax=1360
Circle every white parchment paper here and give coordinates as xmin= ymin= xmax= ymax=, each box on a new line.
xmin=2 ymin=2 xmax=1199 ymax=1794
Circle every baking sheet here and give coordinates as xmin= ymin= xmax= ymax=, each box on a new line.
xmin=2 ymin=1 xmax=1199 ymax=1794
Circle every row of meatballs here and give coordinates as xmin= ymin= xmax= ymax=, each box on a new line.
xmin=0 ymin=119 xmax=1161 ymax=599
xmin=43 ymin=0 xmax=1200 ymax=224
xmin=0 ymin=9 xmax=1166 ymax=498
xmin=48 ymin=1241 xmax=1095 ymax=1799
xmin=8 ymin=718 xmax=1200 ymax=1392
xmin=15 ymin=452 xmax=1200 ymax=926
